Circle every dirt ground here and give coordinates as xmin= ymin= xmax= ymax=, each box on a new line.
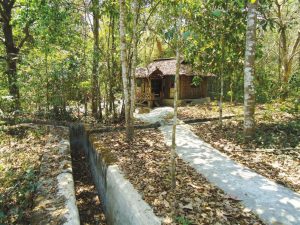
xmin=0 ymin=125 xmax=72 ymax=224
xmin=0 ymin=125 xmax=47 ymax=224
xmin=177 ymin=102 xmax=243 ymax=121
xmin=92 ymin=129 xmax=263 ymax=225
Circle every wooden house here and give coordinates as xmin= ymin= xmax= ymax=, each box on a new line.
xmin=135 ymin=58 xmax=215 ymax=107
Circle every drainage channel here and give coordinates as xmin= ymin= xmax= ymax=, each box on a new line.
xmin=71 ymin=143 xmax=107 ymax=225
xmin=70 ymin=124 xmax=161 ymax=225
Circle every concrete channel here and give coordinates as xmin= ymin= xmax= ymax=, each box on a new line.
xmin=69 ymin=124 xmax=161 ymax=225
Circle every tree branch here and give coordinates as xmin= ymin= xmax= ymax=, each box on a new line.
xmin=8 ymin=0 xmax=16 ymax=8
xmin=17 ymin=21 xmax=32 ymax=50
xmin=0 ymin=3 xmax=7 ymax=21
xmin=288 ymin=31 xmax=300 ymax=64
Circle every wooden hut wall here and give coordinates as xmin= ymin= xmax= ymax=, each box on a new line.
xmin=137 ymin=75 xmax=209 ymax=101
xmin=200 ymin=78 xmax=208 ymax=98
xmin=179 ymin=76 xmax=198 ymax=99
xmin=179 ymin=76 xmax=209 ymax=99
xmin=163 ymin=76 xmax=171 ymax=98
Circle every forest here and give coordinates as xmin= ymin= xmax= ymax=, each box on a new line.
xmin=0 ymin=0 xmax=299 ymax=225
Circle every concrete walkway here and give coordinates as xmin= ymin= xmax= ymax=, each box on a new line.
xmin=135 ymin=107 xmax=300 ymax=225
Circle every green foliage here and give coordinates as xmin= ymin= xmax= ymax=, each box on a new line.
xmin=0 ymin=91 xmax=14 ymax=114
xmin=0 ymin=0 xmax=299 ymax=118
xmin=176 ymin=216 xmax=192 ymax=225
xmin=192 ymin=76 xmax=202 ymax=86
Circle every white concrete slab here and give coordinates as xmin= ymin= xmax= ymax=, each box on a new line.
xmin=160 ymin=124 xmax=300 ymax=225
xmin=134 ymin=107 xmax=173 ymax=124
xmin=106 ymin=165 xmax=161 ymax=225
xmin=135 ymin=108 xmax=300 ymax=225
xmin=57 ymin=139 xmax=80 ymax=225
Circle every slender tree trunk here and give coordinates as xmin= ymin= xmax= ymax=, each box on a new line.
xmin=105 ymin=81 xmax=109 ymax=118
xmin=111 ymin=14 xmax=117 ymax=120
xmin=278 ymin=33 xmax=282 ymax=86
xmin=130 ymin=0 xmax=139 ymax=130
xmin=107 ymin=14 xmax=112 ymax=115
xmin=171 ymin=46 xmax=180 ymax=190
xmin=219 ymin=35 xmax=225 ymax=127
xmin=171 ymin=7 xmax=182 ymax=192
xmin=107 ymin=13 xmax=117 ymax=120
xmin=244 ymin=0 xmax=258 ymax=141
xmin=45 ymin=46 xmax=50 ymax=113
xmin=230 ymin=72 xmax=233 ymax=104
xmin=119 ymin=0 xmax=133 ymax=141
xmin=282 ymin=31 xmax=300 ymax=85
xmin=97 ymin=79 xmax=103 ymax=120
xmin=91 ymin=0 xmax=102 ymax=119
xmin=84 ymin=95 xmax=87 ymax=117
xmin=83 ymin=0 xmax=88 ymax=117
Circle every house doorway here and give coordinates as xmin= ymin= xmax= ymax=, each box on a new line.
xmin=151 ymin=79 xmax=162 ymax=98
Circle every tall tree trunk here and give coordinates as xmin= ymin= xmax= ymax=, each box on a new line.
xmin=130 ymin=0 xmax=139 ymax=129
xmin=282 ymin=31 xmax=300 ymax=85
xmin=1 ymin=1 xmax=31 ymax=111
xmin=219 ymin=35 xmax=224 ymax=127
xmin=244 ymin=0 xmax=258 ymax=141
xmin=111 ymin=14 xmax=117 ymax=120
xmin=171 ymin=46 xmax=180 ymax=190
xmin=6 ymin=49 xmax=20 ymax=111
xmin=1 ymin=1 xmax=20 ymax=111
xmin=83 ymin=0 xmax=88 ymax=117
xmin=45 ymin=45 xmax=50 ymax=113
xmin=91 ymin=0 xmax=102 ymax=120
xmin=106 ymin=13 xmax=112 ymax=116
xmin=278 ymin=33 xmax=282 ymax=86
xmin=107 ymin=12 xmax=117 ymax=120
xmin=119 ymin=0 xmax=133 ymax=141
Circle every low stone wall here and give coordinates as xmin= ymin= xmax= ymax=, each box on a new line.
xmin=70 ymin=124 xmax=161 ymax=225
xmin=31 ymin=126 xmax=80 ymax=225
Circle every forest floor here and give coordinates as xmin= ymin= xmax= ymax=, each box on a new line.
xmin=0 ymin=125 xmax=47 ymax=224
xmin=178 ymin=102 xmax=243 ymax=120
xmin=0 ymin=125 xmax=74 ymax=224
xmin=178 ymin=102 xmax=300 ymax=193
xmin=1 ymin=101 xmax=298 ymax=224
xmin=0 ymin=124 xmax=106 ymax=225
xmin=93 ymin=129 xmax=263 ymax=225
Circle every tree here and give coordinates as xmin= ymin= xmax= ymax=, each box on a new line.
xmin=171 ymin=33 xmax=180 ymax=190
xmin=0 ymin=0 xmax=33 ymax=110
xmin=119 ymin=0 xmax=134 ymax=141
xmin=273 ymin=0 xmax=300 ymax=97
xmin=129 ymin=0 xmax=139 ymax=127
xmin=244 ymin=0 xmax=258 ymax=140
xmin=91 ymin=0 xmax=102 ymax=120
xmin=103 ymin=1 xmax=119 ymax=121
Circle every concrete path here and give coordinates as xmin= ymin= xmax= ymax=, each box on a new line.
xmin=135 ymin=107 xmax=300 ymax=225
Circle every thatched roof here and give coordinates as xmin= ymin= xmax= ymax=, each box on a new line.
xmin=136 ymin=58 xmax=215 ymax=78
